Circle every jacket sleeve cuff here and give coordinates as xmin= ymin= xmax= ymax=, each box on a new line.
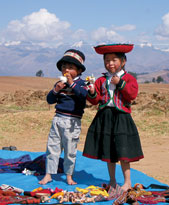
xmin=70 ymin=82 xmax=76 ymax=88
xmin=52 ymin=88 xmax=58 ymax=95
xmin=88 ymin=91 xmax=97 ymax=98
xmin=116 ymin=79 xmax=126 ymax=90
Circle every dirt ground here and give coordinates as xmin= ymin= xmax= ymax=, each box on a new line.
xmin=0 ymin=76 xmax=169 ymax=186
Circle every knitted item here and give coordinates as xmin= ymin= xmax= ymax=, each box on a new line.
xmin=76 ymin=185 xmax=109 ymax=197
xmin=0 ymin=184 xmax=24 ymax=194
xmin=56 ymin=191 xmax=96 ymax=204
xmin=0 ymin=194 xmax=41 ymax=205
xmin=113 ymin=191 xmax=128 ymax=205
xmin=126 ymin=184 xmax=168 ymax=204
xmin=137 ymin=195 xmax=166 ymax=204
xmin=95 ymin=184 xmax=124 ymax=202
xmin=0 ymin=190 xmax=18 ymax=196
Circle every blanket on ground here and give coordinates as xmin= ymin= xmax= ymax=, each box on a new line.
xmin=0 ymin=150 xmax=168 ymax=205
xmin=0 ymin=154 xmax=64 ymax=175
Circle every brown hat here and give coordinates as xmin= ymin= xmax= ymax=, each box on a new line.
xmin=56 ymin=49 xmax=86 ymax=72
xmin=94 ymin=43 xmax=134 ymax=54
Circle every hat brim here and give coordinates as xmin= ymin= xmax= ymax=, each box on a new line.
xmin=56 ymin=56 xmax=86 ymax=72
xmin=94 ymin=44 xmax=134 ymax=54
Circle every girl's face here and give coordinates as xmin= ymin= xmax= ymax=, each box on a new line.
xmin=104 ymin=53 xmax=125 ymax=74
xmin=61 ymin=62 xmax=81 ymax=79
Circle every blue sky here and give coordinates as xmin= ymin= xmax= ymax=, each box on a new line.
xmin=0 ymin=0 xmax=169 ymax=49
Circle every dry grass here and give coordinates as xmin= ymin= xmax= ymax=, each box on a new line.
xmin=0 ymin=77 xmax=168 ymax=185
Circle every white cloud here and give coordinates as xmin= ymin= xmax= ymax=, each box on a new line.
xmin=112 ymin=24 xmax=136 ymax=31
xmin=155 ymin=12 xmax=169 ymax=40
xmin=1 ymin=9 xmax=71 ymax=45
xmin=4 ymin=41 xmax=21 ymax=46
xmin=91 ymin=27 xmax=125 ymax=43
xmin=0 ymin=8 xmax=137 ymax=47
xmin=139 ymin=42 xmax=152 ymax=48
xmin=134 ymin=32 xmax=152 ymax=45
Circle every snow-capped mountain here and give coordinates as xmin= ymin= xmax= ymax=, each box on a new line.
xmin=0 ymin=41 xmax=169 ymax=82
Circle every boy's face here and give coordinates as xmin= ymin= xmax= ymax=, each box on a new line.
xmin=104 ymin=53 xmax=126 ymax=74
xmin=61 ymin=62 xmax=81 ymax=79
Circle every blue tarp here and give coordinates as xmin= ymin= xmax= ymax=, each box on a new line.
xmin=0 ymin=150 xmax=168 ymax=204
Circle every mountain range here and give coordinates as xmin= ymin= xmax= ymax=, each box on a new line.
xmin=0 ymin=41 xmax=169 ymax=83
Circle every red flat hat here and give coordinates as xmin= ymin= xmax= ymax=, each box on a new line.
xmin=94 ymin=44 xmax=134 ymax=54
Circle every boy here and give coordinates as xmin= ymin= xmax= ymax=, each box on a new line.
xmin=39 ymin=49 xmax=88 ymax=185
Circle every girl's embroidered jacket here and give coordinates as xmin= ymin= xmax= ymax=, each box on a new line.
xmin=87 ymin=72 xmax=138 ymax=113
xmin=47 ymin=77 xmax=88 ymax=118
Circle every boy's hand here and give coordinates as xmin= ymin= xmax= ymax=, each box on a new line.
xmin=64 ymin=72 xmax=73 ymax=85
xmin=111 ymin=76 xmax=120 ymax=85
xmin=54 ymin=81 xmax=66 ymax=92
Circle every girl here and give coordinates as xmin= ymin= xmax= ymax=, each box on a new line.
xmin=83 ymin=44 xmax=144 ymax=192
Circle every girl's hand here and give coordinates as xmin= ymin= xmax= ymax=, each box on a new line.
xmin=111 ymin=76 xmax=120 ymax=85
xmin=54 ymin=81 xmax=66 ymax=92
xmin=88 ymin=84 xmax=96 ymax=95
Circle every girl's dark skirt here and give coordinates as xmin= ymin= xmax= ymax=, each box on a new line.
xmin=83 ymin=107 xmax=144 ymax=163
